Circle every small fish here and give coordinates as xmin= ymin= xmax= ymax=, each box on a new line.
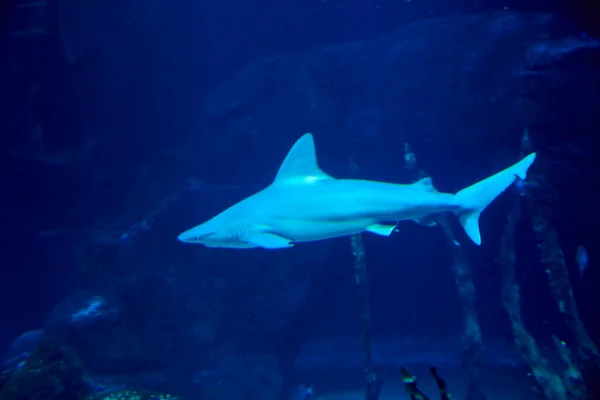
xmin=576 ymin=245 xmax=588 ymax=278
xmin=521 ymin=128 xmax=532 ymax=153
xmin=404 ymin=142 xmax=416 ymax=170
xmin=513 ymin=177 xmax=527 ymax=197
xmin=512 ymin=174 xmax=543 ymax=197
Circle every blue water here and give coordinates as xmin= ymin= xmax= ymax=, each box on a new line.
xmin=1 ymin=0 xmax=599 ymax=399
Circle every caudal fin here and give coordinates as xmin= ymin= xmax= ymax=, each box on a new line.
xmin=454 ymin=153 xmax=537 ymax=245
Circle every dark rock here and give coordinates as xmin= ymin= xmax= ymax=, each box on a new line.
xmin=192 ymin=349 xmax=282 ymax=400
xmin=0 ymin=337 xmax=89 ymax=400
xmin=44 ymin=285 xmax=178 ymax=375
xmin=195 ymin=12 xmax=599 ymax=173
xmin=41 ymin=241 xmax=328 ymax=399
xmin=46 ymin=292 xmax=121 ymax=333
xmin=82 ymin=372 xmax=171 ymax=396
xmin=2 ymin=329 xmax=44 ymax=370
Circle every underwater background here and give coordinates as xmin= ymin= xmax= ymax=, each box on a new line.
xmin=1 ymin=0 xmax=600 ymax=399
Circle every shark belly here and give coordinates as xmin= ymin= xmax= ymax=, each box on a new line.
xmin=255 ymin=179 xmax=457 ymax=243
xmin=266 ymin=217 xmax=374 ymax=243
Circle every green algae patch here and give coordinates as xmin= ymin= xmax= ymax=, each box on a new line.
xmin=0 ymin=337 xmax=88 ymax=400
xmin=88 ymin=390 xmax=179 ymax=400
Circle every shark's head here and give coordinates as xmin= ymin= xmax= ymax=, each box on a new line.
xmin=177 ymin=133 xmax=326 ymax=250
xmin=177 ymin=218 xmax=259 ymax=248
xmin=177 ymin=222 xmax=214 ymax=244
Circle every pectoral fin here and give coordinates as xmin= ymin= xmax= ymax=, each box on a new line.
xmin=366 ymin=223 xmax=397 ymax=236
xmin=249 ymin=232 xmax=294 ymax=249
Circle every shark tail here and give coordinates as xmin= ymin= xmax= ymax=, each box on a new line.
xmin=454 ymin=153 xmax=537 ymax=245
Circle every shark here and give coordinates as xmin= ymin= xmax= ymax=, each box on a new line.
xmin=177 ymin=133 xmax=536 ymax=249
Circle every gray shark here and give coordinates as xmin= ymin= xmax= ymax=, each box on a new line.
xmin=178 ymin=133 xmax=536 ymax=249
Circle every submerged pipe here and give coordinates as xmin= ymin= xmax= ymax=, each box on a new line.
xmin=438 ymin=221 xmax=486 ymax=400
xmin=351 ymin=233 xmax=381 ymax=400
xmin=527 ymin=196 xmax=596 ymax=359
xmin=400 ymin=366 xmax=452 ymax=400
xmin=347 ymin=152 xmax=381 ymax=400
xmin=499 ymin=129 xmax=594 ymax=399
xmin=499 ymin=195 xmax=568 ymax=400
xmin=405 ymin=143 xmax=486 ymax=400
xmin=523 ymin=158 xmax=597 ymax=398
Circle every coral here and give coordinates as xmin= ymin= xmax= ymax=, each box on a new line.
xmin=400 ymin=366 xmax=451 ymax=400
xmin=0 ymin=336 xmax=178 ymax=400
xmin=2 ymin=330 xmax=45 ymax=370
xmin=86 ymin=390 xmax=178 ymax=400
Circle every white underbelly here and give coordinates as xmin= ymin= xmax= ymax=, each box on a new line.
xmin=269 ymin=218 xmax=372 ymax=243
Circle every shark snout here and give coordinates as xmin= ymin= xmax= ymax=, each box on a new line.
xmin=177 ymin=222 xmax=218 ymax=243
xmin=178 ymin=228 xmax=206 ymax=243
xmin=177 ymin=231 xmax=193 ymax=243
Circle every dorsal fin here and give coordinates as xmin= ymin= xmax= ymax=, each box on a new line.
xmin=273 ymin=133 xmax=332 ymax=185
xmin=413 ymin=177 xmax=436 ymax=192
